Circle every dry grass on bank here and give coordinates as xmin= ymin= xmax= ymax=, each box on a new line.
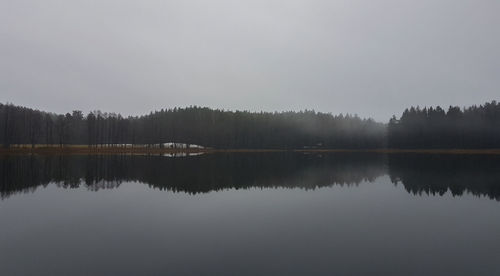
xmin=1 ymin=145 xmax=500 ymax=155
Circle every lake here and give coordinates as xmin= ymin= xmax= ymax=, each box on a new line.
xmin=1 ymin=153 xmax=499 ymax=275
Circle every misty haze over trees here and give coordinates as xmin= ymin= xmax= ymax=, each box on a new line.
xmin=0 ymin=103 xmax=385 ymax=149
xmin=0 ymin=101 xmax=499 ymax=149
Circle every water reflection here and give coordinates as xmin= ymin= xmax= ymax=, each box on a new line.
xmin=1 ymin=153 xmax=500 ymax=200
xmin=389 ymin=154 xmax=500 ymax=201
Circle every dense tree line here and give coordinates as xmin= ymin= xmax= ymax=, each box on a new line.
xmin=0 ymin=103 xmax=385 ymax=149
xmin=388 ymin=101 xmax=500 ymax=148
xmin=2 ymin=101 xmax=499 ymax=149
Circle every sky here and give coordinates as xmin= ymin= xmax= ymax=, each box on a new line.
xmin=1 ymin=0 xmax=499 ymax=121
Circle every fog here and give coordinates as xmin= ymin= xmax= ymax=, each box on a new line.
xmin=1 ymin=0 xmax=499 ymax=121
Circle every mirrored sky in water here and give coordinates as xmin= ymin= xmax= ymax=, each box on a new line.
xmin=1 ymin=153 xmax=499 ymax=275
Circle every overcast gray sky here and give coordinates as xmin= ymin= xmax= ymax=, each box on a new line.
xmin=1 ymin=0 xmax=499 ymax=121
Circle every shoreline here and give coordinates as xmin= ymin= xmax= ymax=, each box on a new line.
xmin=1 ymin=146 xmax=500 ymax=155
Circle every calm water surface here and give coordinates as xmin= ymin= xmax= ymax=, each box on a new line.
xmin=1 ymin=153 xmax=499 ymax=275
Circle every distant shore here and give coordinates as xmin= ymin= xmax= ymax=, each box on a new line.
xmin=1 ymin=145 xmax=500 ymax=155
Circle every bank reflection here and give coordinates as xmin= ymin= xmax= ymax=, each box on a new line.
xmin=1 ymin=153 xmax=500 ymax=201
xmin=389 ymin=154 xmax=500 ymax=201
xmin=0 ymin=153 xmax=385 ymax=199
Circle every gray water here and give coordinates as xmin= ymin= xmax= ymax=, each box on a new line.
xmin=1 ymin=153 xmax=499 ymax=275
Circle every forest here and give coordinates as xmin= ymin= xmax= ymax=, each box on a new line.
xmin=388 ymin=101 xmax=500 ymax=149
xmin=0 ymin=101 xmax=499 ymax=149
xmin=0 ymin=103 xmax=385 ymax=149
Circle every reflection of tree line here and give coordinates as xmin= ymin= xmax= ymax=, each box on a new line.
xmin=0 ymin=155 xmax=126 ymax=199
xmin=0 ymin=153 xmax=385 ymax=199
xmin=388 ymin=154 xmax=500 ymax=201
xmin=1 ymin=153 xmax=500 ymax=201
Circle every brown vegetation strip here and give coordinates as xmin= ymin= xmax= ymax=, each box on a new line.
xmin=294 ymin=149 xmax=500 ymax=155
xmin=1 ymin=146 xmax=500 ymax=155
